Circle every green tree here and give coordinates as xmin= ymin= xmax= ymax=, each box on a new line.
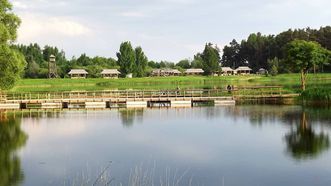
xmin=191 ymin=54 xmax=203 ymax=68
xmin=267 ymin=57 xmax=279 ymax=76
xmin=221 ymin=39 xmax=243 ymax=68
xmin=201 ymin=43 xmax=220 ymax=75
xmin=134 ymin=47 xmax=148 ymax=77
xmin=0 ymin=0 xmax=26 ymax=90
xmin=285 ymin=40 xmax=331 ymax=90
xmin=117 ymin=41 xmax=135 ymax=76
xmin=176 ymin=59 xmax=190 ymax=69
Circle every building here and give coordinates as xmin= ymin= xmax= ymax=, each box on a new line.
xmin=221 ymin=67 xmax=234 ymax=75
xmin=68 ymin=69 xmax=88 ymax=79
xmin=234 ymin=66 xmax=252 ymax=75
xmin=151 ymin=69 xmax=182 ymax=77
xmin=185 ymin=68 xmax=204 ymax=76
xmin=257 ymin=68 xmax=268 ymax=75
xmin=101 ymin=69 xmax=121 ymax=79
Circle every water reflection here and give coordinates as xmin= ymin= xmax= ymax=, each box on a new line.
xmin=223 ymin=106 xmax=331 ymax=160
xmin=285 ymin=111 xmax=330 ymax=160
xmin=0 ymin=113 xmax=28 ymax=186
xmin=119 ymin=109 xmax=144 ymax=127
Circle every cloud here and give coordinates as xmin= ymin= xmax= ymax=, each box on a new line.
xmin=17 ymin=13 xmax=92 ymax=42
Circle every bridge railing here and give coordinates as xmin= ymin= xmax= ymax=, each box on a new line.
xmin=2 ymin=86 xmax=292 ymax=102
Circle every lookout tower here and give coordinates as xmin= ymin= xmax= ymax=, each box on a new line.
xmin=48 ymin=54 xmax=58 ymax=78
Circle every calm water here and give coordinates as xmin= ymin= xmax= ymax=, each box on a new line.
xmin=1 ymin=106 xmax=331 ymax=186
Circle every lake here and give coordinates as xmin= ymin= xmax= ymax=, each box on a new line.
xmin=1 ymin=105 xmax=331 ymax=186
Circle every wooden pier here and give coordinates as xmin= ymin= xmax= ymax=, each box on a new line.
xmin=0 ymin=87 xmax=299 ymax=110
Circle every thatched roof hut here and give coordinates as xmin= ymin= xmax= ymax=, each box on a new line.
xmin=101 ymin=69 xmax=121 ymax=78
xmin=68 ymin=69 xmax=88 ymax=79
xmin=185 ymin=68 xmax=204 ymax=75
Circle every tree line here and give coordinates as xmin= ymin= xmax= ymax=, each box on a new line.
xmin=221 ymin=27 xmax=331 ymax=73
xmin=14 ymin=41 xmax=221 ymax=78
xmin=15 ymin=26 xmax=331 ymax=80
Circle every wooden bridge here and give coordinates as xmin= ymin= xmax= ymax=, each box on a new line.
xmin=0 ymin=87 xmax=299 ymax=110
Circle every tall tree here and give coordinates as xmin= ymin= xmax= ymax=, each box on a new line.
xmin=221 ymin=39 xmax=242 ymax=68
xmin=134 ymin=47 xmax=148 ymax=77
xmin=117 ymin=41 xmax=135 ymax=76
xmin=285 ymin=40 xmax=331 ymax=90
xmin=201 ymin=43 xmax=220 ymax=75
xmin=0 ymin=0 xmax=26 ymax=89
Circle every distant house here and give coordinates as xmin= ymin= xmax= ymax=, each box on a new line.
xmin=101 ymin=69 xmax=121 ymax=79
xmin=68 ymin=69 xmax=88 ymax=79
xmin=221 ymin=67 xmax=234 ymax=75
xmin=185 ymin=68 xmax=204 ymax=76
xmin=151 ymin=69 xmax=182 ymax=77
xmin=257 ymin=68 xmax=268 ymax=75
xmin=235 ymin=66 xmax=252 ymax=75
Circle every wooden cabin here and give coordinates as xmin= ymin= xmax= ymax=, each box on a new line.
xmin=68 ymin=69 xmax=88 ymax=79
xmin=185 ymin=68 xmax=204 ymax=76
xmin=101 ymin=69 xmax=121 ymax=79
xmin=234 ymin=66 xmax=252 ymax=75
xmin=221 ymin=67 xmax=234 ymax=75
xmin=151 ymin=69 xmax=182 ymax=77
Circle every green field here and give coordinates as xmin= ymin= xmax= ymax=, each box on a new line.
xmin=8 ymin=73 xmax=331 ymax=93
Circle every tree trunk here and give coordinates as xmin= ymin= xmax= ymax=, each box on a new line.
xmin=301 ymin=70 xmax=306 ymax=91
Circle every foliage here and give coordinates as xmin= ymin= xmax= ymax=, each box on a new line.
xmin=285 ymin=40 xmax=331 ymax=90
xmin=191 ymin=54 xmax=203 ymax=68
xmin=134 ymin=47 xmax=148 ymax=77
xmin=221 ymin=26 xmax=331 ymax=73
xmin=221 ymin=39 xmax=243 ymax=68
xmin=0 ymin=45 xmax=26 ymax=89
xmin=116 ymin=41 xmax=136 ymax=77
xmin=0 ymin=0 xmax=26 ymax=90
xmin=201 ymin=43 xmax=220 ymax=75
xmin=176 ymin=59 xmax=190 ymax=69
xmin=267 ymin=57 xmax=279 ymax=76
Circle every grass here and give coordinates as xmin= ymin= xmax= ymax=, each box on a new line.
xmin=7 ymin=73 xmax=331 ymax=94
xmin=301 ymin=87 xmax=331 ymax=102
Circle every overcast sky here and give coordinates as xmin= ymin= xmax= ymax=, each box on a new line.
xmin=13 ymin=0 xmax=331 ymax=62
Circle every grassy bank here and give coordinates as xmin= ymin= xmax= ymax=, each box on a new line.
xmin=301 ymin=87 xmax=331 ymax=103
xmin=8 ymin=73 xmax=331 ymax=93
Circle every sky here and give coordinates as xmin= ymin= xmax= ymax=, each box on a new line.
xmin=12 ymin=0 xmax=331 ymax=62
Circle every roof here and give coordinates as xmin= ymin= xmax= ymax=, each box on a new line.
xmin=171 ymin=69 xmax=181 ymax=74
xmin=101 ymin=69 xmax=121 ymax=74
xmin=152 ymin=69 xmax=182 ymax=74
xmin=185 ymin=68 xmax=204 ymax=73
xmin=259 ymin=68 xmax=267 ymax=71
xmin=235 ymin=66 xmax=252 ymax=71
xmin=68 ymin=69 xmax=88 ymax=75
xmin=221 ymin=67 xmax=234 ymax=72
xmin=49 ymin=54 xmax=55 ymax=58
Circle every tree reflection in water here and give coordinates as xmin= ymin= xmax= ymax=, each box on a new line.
xmin=119 ymin=109 xmax=144 ymax=127
xmin=0 ymin=113 xmax=28 ymax=186
xmin=285 ymin=111 xmax=330 ymax=160
xmin=223 ymin=106 xmax=331 ymax=160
